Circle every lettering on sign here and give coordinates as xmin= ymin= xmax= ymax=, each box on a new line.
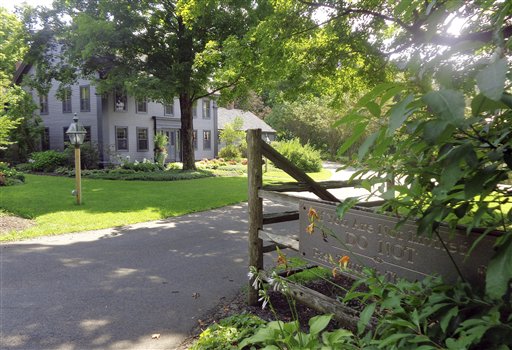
xmin=299 ymin=200 xmax=496 ymax=285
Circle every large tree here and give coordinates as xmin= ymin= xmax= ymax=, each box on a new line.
xmin=23 ymin=0 xmax=271 ymax=169
xmin=0 ymin=7 xmax=38 ymax=159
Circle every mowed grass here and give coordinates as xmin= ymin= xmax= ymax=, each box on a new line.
xmin=0 ymin=166 xmax=333 ymax=241
xmin=0 ymin=174 xmax=248 ymax=241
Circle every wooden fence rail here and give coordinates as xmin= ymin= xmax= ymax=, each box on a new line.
xmin=246 ymin=128 xmax=371 ymax=328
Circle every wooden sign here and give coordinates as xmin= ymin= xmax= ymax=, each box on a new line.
xmin=299 ymin=200 xmax=496 ymax=285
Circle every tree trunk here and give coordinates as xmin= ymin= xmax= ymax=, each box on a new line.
xmin=180 ymin=94 xmax=196 ymax=170
xmin=177 ymin=16 xmax=196 ymax=171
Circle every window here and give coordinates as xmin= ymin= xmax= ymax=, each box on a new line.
xmin=116 ymin=127 xmax=128 ymax=151
xmin=193 ymin=130 xmax=198 ymax=150
xmin=136 ymin=98 xmax=147 ymax=113
xmin=80 ymin=85 xmax=90 ymax=112
xmin=114 ymin=90 xmax=127 ymax=112
xmin=192 ymin=101 xmax=197 ymax=118
xmin=203 ymin=130 xmax=211 ymax=150
xmin=169 ymin=130 xmax=175 ymax=146
xmin=202 ymin=99 xmax=210 ymax=119
xmin=137 ymin=128 xmax=149 ymax=151
xmin=63 ymin=126 xmax=91 ymax=146
xmin=164 ymin=102 xmax=174 ymax=116
xmin=62 ymin=88 xmax=72 ymax=113
xmin=39 ymin=94 xmax=48 ymax=115
xmin=42 ymin=127 xmax=50 ymax=150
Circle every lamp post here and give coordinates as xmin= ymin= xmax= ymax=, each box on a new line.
xmin=66 ymin=113 xmax=87 ymax=205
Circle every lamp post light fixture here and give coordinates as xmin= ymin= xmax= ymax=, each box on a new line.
xmin=66 ymin=113 xmax=87 ymax=205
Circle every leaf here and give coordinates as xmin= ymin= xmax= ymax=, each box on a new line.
xmin=336 ymin=197 xmax=359 ymax=219
xmin=337 ymin=122 xmax=368 ymax=155
xmin=358 ymin=131 xmax=380 ymax=161
xmin=471 ymin=93 xmax=508 ymax=116
xmin=388 ymin=94 xmax=415 ymax=135
xmin=422 ymin=120 xmax=450 ymax=145
xmin=332 ymin=112 xmax=364 ymax=127
xmin=309 ymin=314 xmax=333 ymax=336
xmin=476 ymin=58 xmax=508 ymax=101
xmin=357 ymin=303 xmax=376 ymax=335
xmin=377 ymin=332 xmax=413 ymax=348
xmin=440 ymin=306 xmax=459 ymax=333
xmin=486 ymin=235 xmax=512 ymax=299
xmin=356 ymin=82 xmax=398 ymax=107
xmin=366 ymin=101 xmax=381 ymax=118
xmin=423 ymin=89 xmax=465 ymax=124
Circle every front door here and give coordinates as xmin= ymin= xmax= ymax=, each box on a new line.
xmin=164 ymin=129 xmax=180 ymax=162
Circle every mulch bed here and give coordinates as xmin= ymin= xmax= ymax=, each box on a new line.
xmin=0 ymin=215 xmax=35 ymax=235
xmin=176 ymin=274 xmax=361 ymax=349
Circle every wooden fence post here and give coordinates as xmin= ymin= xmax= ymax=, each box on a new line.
xmin=247 ymin=129 xmax=264 ymax=305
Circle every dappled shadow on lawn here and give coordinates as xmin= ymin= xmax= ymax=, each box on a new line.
xmin=0 ymin=201 xmax=296 ymax=350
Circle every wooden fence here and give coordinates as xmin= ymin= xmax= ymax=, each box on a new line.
xmin=246 ymin=128 xmax=376 ymax=329
xmin=246 ymin=128 xmax=498 ymax=330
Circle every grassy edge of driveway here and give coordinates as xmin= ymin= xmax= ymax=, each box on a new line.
xmin=0 ymin=168 xmax=331 ymax=241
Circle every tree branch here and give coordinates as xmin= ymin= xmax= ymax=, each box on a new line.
xmin=192 ymin=73 xmax=244 ymax=102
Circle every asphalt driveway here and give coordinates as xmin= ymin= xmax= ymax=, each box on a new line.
xmin=1 ymin=202 xmax=295 ymax=350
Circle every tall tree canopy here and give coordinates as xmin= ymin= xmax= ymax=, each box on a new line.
xmin=0 ymin=7 xmax=37 ymax=156
xmin=24 ymin=0 xmax=271 ymax=169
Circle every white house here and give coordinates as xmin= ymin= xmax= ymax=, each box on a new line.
xmin=14 ymin=63 xmax=219 ymax=165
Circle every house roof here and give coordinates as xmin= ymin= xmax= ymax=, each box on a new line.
xmin=217 ymin=107 xmax=275 ymax=133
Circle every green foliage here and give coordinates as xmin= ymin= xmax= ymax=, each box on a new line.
xmin=219 ymin=116 xmax=246 ymax=160
xmin=0 ymin=162 xmax=25 ymax=186
xmin=340 ymin=269 xmax=512 ymax=350
xmin=336 ymin=1 xmax=512 ymax=300
xmin=121 ymin=159 xmax=163 ymax=172
xmin=78 ymin=169 xmax=211 ymax=181
xmin=62 ymin=142 xmax=100 ymax=170
xmin=266 ymin=96 xmax=371 ymax=159
xmin=29 ymin=150 xmax=67 ymax=172
xmin=153 ymin=132 xmax=168 ymax=166
xmin=0 ymin=8 xmax=38 ymax=157
xmin=271 ymin=138 xmax=322 ymax=172
xmin=190 ymin=314 xmax=265 ymax=350
xmin=239 ymin=314 xmax=356 ymax=349
xmin=218 ymin=145 xmax=242 ymax=161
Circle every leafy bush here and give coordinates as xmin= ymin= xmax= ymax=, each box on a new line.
xmin=63 ymin=142 xmax=100 ymax=169
xmin=271 ymin=138 xmax=322 ymax=172
xmin=14 ymin=163 xmax=32 ymax=172
xmin=29 ymin=150 xmax=67 ymax=172
xmin=191 ymin=314 xmax=265 ymax=350
xmin=0 ymin=162 xmax=25 ymax=186
xmin=218 ymin=145 xmax=241 ymax=161
xmin=121 ymin=159 xmax=163 ymax=172
xmin=56 ymin=167 xmax=213 ymax=181
xmin=166 ymin=162 xmax=183 ymax=170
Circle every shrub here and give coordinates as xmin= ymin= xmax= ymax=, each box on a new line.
xmin=166 ymin=162 xmax=183 ymax=170
xmin=0 ymin=162 xmax=25 ymax=186
xmin=121 ymin=159 xmax=163 ymax=172
xmin=29 ymin=150 xmax=67 ymax=172
xmin=63 ymin=142 xmax=100 ymax=169
xmin=219 ymin=145 xmax=241 ymax=161
xmin=191 ymin=314 xmax=265 ymax=350
xmin=271 ymin=138 xmax=322 ymax=172
xmin=15 ymin=163 xmax=33 ymax=172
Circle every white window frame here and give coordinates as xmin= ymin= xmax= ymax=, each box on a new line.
xmin=203 ymin=130 xmax=211 ymax=150
xmin=136 ymin=127 xmax=149 ymax=151
xmin=62 ymin=88 xmax=72 ymax=113
xmin=136 ymin=98 xmax=147 ymax=113
xmin=80 ymin=85 xmax=91 ymax=112
xmin=115 ymin=126 xmax=129 ymax=151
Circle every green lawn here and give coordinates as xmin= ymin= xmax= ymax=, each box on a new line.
xmin=0 ymin=167 xmax=332 ymax=241
xmin=0 ymin=174 xmax=248 ymax=241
